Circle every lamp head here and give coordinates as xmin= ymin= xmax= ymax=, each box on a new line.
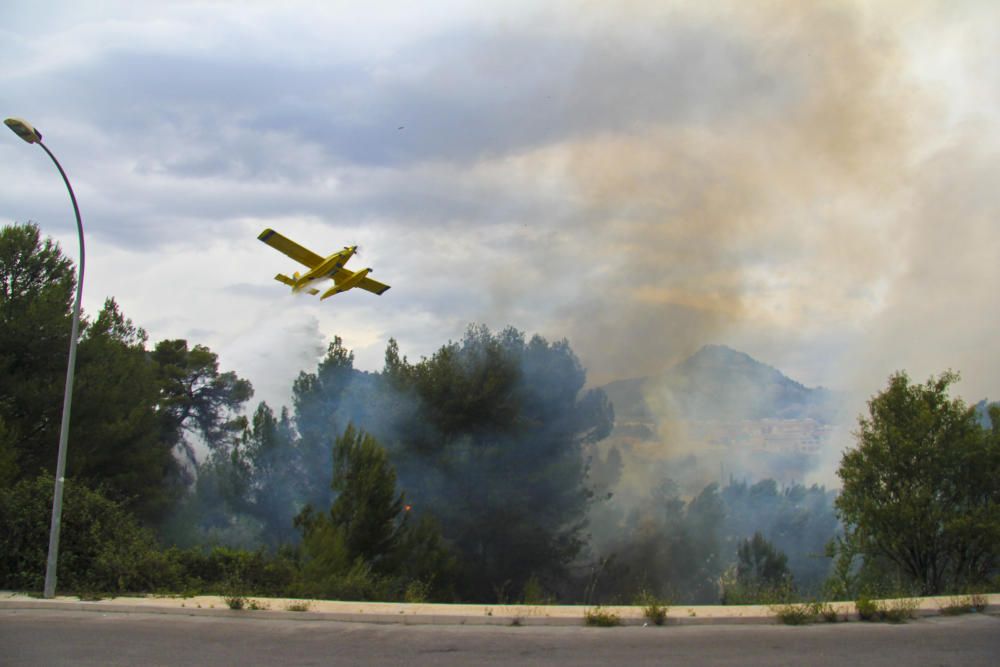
xmin=4 ymin=117 xmax=42 ymax=144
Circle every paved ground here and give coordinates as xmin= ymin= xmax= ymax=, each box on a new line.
xmin=2 ymin=608 xmax=998 ymax=666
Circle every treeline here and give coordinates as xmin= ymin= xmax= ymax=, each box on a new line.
xmin=1 ymin=222 xmax=997 ymax=603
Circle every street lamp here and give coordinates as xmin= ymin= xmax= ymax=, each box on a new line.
xmin=4 ymin=117 xmax=86 ymax=599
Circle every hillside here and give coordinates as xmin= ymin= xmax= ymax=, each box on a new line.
xmin=601 ymin=344 xmax=842 ymax=425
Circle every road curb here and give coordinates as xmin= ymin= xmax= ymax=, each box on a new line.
xmin=0 ymin=599 xmax=766 ymax=626
xmin=1 ymin=594 xmax=997 ymax=627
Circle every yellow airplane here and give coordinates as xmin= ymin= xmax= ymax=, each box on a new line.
xmin=258 ymin=228 xmax=390 ymax=300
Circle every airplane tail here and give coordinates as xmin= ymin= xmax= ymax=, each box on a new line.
xmin=275 ymin=273 xmax=319 ymax=295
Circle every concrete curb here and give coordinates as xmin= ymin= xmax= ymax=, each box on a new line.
xmin=1 ymin=592 xmax=997 ymax=627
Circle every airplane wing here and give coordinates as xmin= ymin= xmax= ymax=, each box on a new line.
xmin=258 ymin=228 xmax=324 ymax=268
xmin=358 ymin=276 xmax=391 ymax=295
xmin=331 ymin=267 xmax=391 ymax=295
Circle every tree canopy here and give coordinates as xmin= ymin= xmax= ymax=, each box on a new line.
xmin=1 ymin=222 xmax=253 ymax=525
xmin=374 ymin=325 xmax=614 ymax=600
xmin=0 ymin=223 xmax=76 ymax=479
xmin=836 ymin=371 xmax=1000 ymax=594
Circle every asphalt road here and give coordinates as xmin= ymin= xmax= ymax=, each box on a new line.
xmin=2 ymin=609 xmax=998 ymax=666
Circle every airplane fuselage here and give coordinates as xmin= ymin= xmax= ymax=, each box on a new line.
xmin=292 ymin=246 xmax=357 ymax=290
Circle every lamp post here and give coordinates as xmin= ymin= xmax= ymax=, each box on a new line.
xmin=4 ymin=117 xmax=86 ymax=599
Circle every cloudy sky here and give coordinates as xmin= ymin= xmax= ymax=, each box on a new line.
xmin=2 ymin=0 xmax=997 ymax=413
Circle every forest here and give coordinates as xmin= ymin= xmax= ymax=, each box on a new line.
xmin=2 ymin=222 xmax=997 ymax=604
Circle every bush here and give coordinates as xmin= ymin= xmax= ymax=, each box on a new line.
xmin=0 ymin=475 xmax=169 ymax=594
xmin=174 ymin=545 xmax=298 ymax=596
xmin=293 ymin=558 xmax=396 ymax=601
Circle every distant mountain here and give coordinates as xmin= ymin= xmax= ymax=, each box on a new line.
xmin=601 ymin=345 xmax=842 ymax=424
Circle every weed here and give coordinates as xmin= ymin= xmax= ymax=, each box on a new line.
xmin=510 ymin=617 xmax=522 ymax=627
xmin=246 ymin=598 xmax=269 ymax=611
xmin=285 ymin=600 xmax=312 ymax=612
xmin=879 ymin=597 xmax=917 ymax=623
xmin=635 ymin=590 xmax=669 ymax=626
xmin=856 ymin=595 xmax=917 ymax=623
xmin=223 ymin=594 xmax=247 ymax=610
xmin=814 ymin=602 xmax=840 ymax=622
xmin=940 ymin=593 xmax=988 ymax=616
xmin=404 ymin=580 xmax=429 ymax=604
xmin=584 ymin=606 xmax=621 ymax=627
xmin=77 ymin=591 xmax=105 ymax=602
xmin=492 ymin=580 xmax=513 ymax=604
xmin=771 ymin=600 xmax=843 ymax=624
xmin=770 ymin=602 xmax=816 ymax=625
xmin=521 ymin=575 xmax=549 ymax=605
xmin=855 ymin=595 xmax=878 ymax=621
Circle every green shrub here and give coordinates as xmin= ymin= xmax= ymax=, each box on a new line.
xmin=0 ymin=475 xmax=169 ymax=594
xmin=293 ymin=558 xmax=395 ymax=601
xmin=174 ymin=545 xmax=298 ymax=596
